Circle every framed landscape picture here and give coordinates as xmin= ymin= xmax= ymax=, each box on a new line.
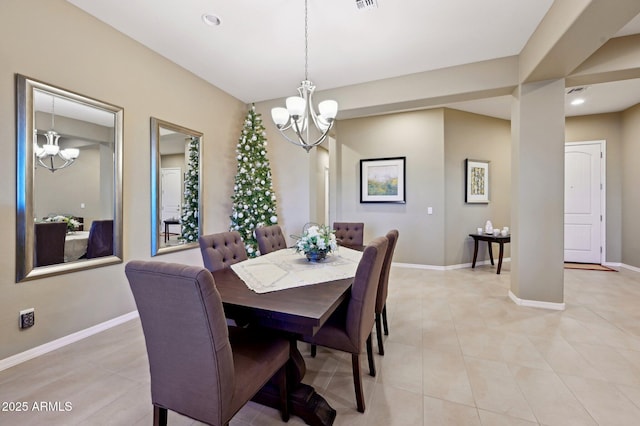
xmin=360 ymin=157 xmax=406 ymax=203
xmin=465 ymin=159 xmax=489 ymax=203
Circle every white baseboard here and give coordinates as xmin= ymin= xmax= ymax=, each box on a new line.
xmin=393 ymin=262 xmax=446 ymax=270
xmin=394 ymin=258 xmax=511 ymax=271
xmin=620 ymin=263 xmax=640 ymax=273
xmin=508 ymin=291 xmax=566 ymax=311
xmin=0 ymin=311 xmax=139 ymax=372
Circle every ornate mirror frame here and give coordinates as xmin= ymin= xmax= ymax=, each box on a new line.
xmin=15 ymin=74 xmax=124 ymax=282
xmin=150 ymin=117 xmax=203 ymax=256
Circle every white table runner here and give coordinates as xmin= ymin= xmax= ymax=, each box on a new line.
xmin=64 ymin=231 xmax=90 ymax=262
xmin=230 ymin=246 xmax=363 ymax=294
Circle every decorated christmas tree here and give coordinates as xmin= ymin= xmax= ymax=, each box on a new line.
xmin=230 ymin=105 xmax=278 ymax=257
xmin=181 ymin=136 xmax=199 ymax=243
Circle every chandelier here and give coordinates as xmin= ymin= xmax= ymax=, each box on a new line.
xmin=34 ymin=95 xmax=79 ymax=172
xmin=271 ymin=0 xmax=338 ymax=152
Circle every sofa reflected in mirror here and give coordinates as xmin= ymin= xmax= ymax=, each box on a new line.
xmin=16 ymin=74 xmax=123 ymax=282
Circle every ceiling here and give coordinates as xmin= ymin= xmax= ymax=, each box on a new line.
xmin=66 ymin=0 xmax=640 ymax=120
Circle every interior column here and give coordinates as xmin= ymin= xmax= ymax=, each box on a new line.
xmin=510 ymin=79 xmax=565 ymax=309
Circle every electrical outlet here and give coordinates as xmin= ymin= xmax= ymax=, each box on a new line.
xmin=20 ymin=308 xmax=35 ymax=329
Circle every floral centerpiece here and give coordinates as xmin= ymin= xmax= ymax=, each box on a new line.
xmin=295 ymin=225 xmax=338 ymax=262
xmin=44 ymin=215 xmax=81 ymax=233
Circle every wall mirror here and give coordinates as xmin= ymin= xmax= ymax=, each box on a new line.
xmin=16 ymin=74 xmax=123 ymax=282
xmin=150 ymin=117 xmax=202 ymax=256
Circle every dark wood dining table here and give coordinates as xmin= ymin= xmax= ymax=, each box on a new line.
xmin=212 ymin=265 xmax=354 ymax=426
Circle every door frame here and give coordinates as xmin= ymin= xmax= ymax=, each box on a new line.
xmin=160 ymin=167 xmax=183 ymax=235
xmin=565 ymin=140 xmax=606 ymax=264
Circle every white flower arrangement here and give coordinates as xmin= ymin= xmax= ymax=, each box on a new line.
xmin=44 ymin=215 xmax=81 ymax=232
xmin=296 ymin=225 xmax=338 ymax=259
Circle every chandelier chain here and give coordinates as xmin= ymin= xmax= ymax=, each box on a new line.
xmin=51 ymin=95 xmax=55 ymax=130
xmin=304 ymin=0 xmax=308 ymax=81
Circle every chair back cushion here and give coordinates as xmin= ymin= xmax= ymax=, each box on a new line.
xmin=125 ymin=260 xmax=234 ymax=425
xmin=85 ymin=220 xmax=113 ymax=258
xmin=199 ymin=231 xmax=248 ymax=271
xmin=345 ymin=236 xmax=388 ymax=350
xmin=333 ymin=222 xmax=364 ymax=246
xmin=376 ymin=230 xmax=399 ymax=313
xmin=34 ymin=222 xmax=67 ymax=266
xmin=255 ymin=225 xmax=287 ymax=255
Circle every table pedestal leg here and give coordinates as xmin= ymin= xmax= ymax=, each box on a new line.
xmin=487 ymin=242 xmax=494 ymax=265
xmin=253 ymin=342 xmax=336 ymax=426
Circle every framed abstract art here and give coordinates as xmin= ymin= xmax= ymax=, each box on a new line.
xmin=465 ymin=159 xmax=489 ymax=203
xmin=360 ymin=157 xmax=406 ymax=203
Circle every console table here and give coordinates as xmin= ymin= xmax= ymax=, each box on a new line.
xmin=163 ymin=219 xmax=180 ymax=243
xmin=469 ymin=233 xmax=511 ymax=274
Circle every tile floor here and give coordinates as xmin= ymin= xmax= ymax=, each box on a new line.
xmin=1 ymin=263 xmax=640 ymax=425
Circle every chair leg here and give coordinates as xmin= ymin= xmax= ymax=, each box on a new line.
xmin=375 ymin=313 xmax=385 ymax=355
xmin=277 ymin=365 xmax=289 ymax=422
xmin=351 ymin=354 xmax=365 ymax=413
xmin=382 ymin=304 xmax=389 ymax=335
xmin=153 ymin=405 xmax=168 ymax=426
xmin=310 ymin=344 xmax=317 ymax=357
xmin=366 ymin=333 xmax=376 ymax=377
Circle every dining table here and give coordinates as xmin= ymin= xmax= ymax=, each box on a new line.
xmin=64 ymin=231 xmax=90 ymax=262
xmin=212 ymin=246 xmax=363 ymax=426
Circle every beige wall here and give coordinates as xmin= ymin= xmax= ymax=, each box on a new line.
xmin=444 ymin=109 xmax=511 ymax=265
xmin=621 ymin=104 xmax=640 ymax=266
xmin=332 ymin=108 xmax=511 ymax=267
xmin=334 ymin=109 xmax=446 ymax=265
xmin=0 ymin=0 xmax=245 ymax=359
xmin=565 ymin=113 xmax=623 ymax=263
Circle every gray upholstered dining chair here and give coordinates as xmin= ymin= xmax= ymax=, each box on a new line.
xmin=255 ymin=225 xmax=287 ymax=255
xmin=333 ymin=222 xmax=364 ymax=246
xmin=34 ymin=222 xmax=67 ymax=266
xmin=375 ymin=229 xmax=399 ymax=356
xmin=125 ymin=260 xmax=290 ymax=426
xmin=199 ymin=231 xmax=248 ymax=271
xmin=85 ymin=219 xmax=114 ymax=259
xmin=300 ymin=236 xmax=388 ymax=413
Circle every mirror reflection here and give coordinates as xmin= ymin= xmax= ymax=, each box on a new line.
xmin=16 ymin=75 xmax=123 ymax=282
xmin=150 ymin=118 xmax=202 ymax=256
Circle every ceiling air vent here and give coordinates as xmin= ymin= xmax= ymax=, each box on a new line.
xmin=356 ymin=0 xmax=379 ymax=11
xmin=566 ymin=87 xmax=587 ymax=95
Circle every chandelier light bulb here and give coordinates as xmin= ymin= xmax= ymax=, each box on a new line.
xmin=271 ymin=108 xmax=289 ymax=127
xmin=60 ymin=148 xmax=80 ymax=161
xmin=318 ymin=100 xmax=338 ymax=120
xmin=286 ymin=96 xmax=306 ymax=118
xmin=42 ymin=142 xmax=60 ymax=156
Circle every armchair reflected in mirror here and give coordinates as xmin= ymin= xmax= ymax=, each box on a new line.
xmin=150 ymin=118 xmax=202 ymax=256
xmin=15 ymin=74 xmax=123 ymax=282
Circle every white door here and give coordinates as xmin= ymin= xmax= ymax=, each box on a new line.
xmin=161 ymin=168 xmax=182 ymax=236
xmin=564 ymin=142 xmax=603 ymax=263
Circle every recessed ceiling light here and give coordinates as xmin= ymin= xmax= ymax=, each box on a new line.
xmin=202 ymin=14 xmax=222 ymax=26
xmin=571 ymin=98 xmax=585 ymax=106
